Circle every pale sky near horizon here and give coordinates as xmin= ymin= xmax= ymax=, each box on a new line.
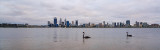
xmin=0 ymin=0 xmax=160 ymax=25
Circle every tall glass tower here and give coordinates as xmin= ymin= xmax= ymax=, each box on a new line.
xmin=126 ymin=20 xmax=130 ymax=27
xmin=54 ymin=17 xmax=57 ymax=27
xmin=59 ymin=18 xmax=62 ymax=25
xmin=126 ymin=20 xmax=130 ymax=25
xmin=75 ymin=20 xmax=78 ymax=26
xmin=67 ymin=21 xmax=70 ymax=27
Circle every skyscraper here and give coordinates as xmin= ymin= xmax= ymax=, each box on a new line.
xmin=54 ymin=17 xmax=58 ymax=27
xmin=112 ymin=22 xmax=116 ymax=27
xmin=65 ymin=18 xmax=66 ymax=26
xmin=103 ymin=21 xmax=106 ymax=27
xmin=117 ymin=22 xmax=120 ymax=27
xmin=66 ymin=21 xmax=70 ymax=27
xmin=120 ymin=22 xmax=123 ymax=27
xmin=72 ymin=21 xmax=74 ymax=25
xmin=126 ymin=20 xmax=130 ymax=25
xmin=59 ymin=18 xmax=62 ymax=25
xmin=103 ymin=21 xmax=105 ymax=25
xmin=126 ymin=20 xmax=130 ymax=27
xmin=75 ymin=20 xmax=78 ymax=27
xmin=135 ymin=21 xmax=139 ymax=27
xmin=48 ymin=21 xmax=51 ymax=27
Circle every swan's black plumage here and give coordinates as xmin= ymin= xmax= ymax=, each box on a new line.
xmin=83 ymin=32 xmax=91 ymax=38
xmin=126 ymin=32 xmax=132 ymax=37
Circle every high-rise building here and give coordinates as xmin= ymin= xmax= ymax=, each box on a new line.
xmin=88 ymin=22 xmax=90 ymax=26
xmin=62 ymin=22 xmax=64 ymax=27
xmin=103 ymin=21 xmax=106 ymax=27
xmin=126 ymin=20 xmax=130 ymax=27
xmin=54 ymin=17 xmax=58 ymax=27
xmin=59 ymin=18 xmax=62 ymax=25
xmin=112 ymin=22 xmax=116 ymax=27
xmin=48 ymin=21 xmax=51 ymax=27
xmin=48 ymin=21 xmax=51 ymax=25
xmin=54 ymin=17 xmax=57 ymax=25
xmin=75 ymin=20 xmax=78 ymax=27
xmin=83 ymin=24 xmax=85 ymax=27
xmin=72 ymin=21 xmax=74 ymax=26
xmin=106 ymin=22 xmax=109 ymax=27
xmin=126 ymin=20 xmax=130 ymax=25
xmin=120 ymin=22 xmax=123 ymax=27
xmin=66 ymin=21 xmax=70 ymax=27
xmin=103 ymin=21 xmax=105 ymax=25
xmin=135 ymin=21 xmax=139 ymax=27
xmin=117 ymin=22 xmax=120 ymax=27
xmin=65 ymin=18 xmax=66 ymax=26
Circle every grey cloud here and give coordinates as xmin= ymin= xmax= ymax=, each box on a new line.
xmin=1 ymin=0 xmax=160 ymax=25
xmin=61 ymin=6 xmax=74 ymax=10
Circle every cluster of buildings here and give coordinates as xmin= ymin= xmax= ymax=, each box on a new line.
xmin=133 ymin=21 xmax=159 ymax=28
xmin=47 ymin=17 xmax=160 ymax=28
xmin=48 ymin=17 xmax=78 ymax=27
xmin=79 ymin=20 xmax=160 ymax=28
xmin=78 ymin=20 xmax=129 ymax=28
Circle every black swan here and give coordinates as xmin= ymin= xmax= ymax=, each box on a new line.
xmin=83 ymin=32 xmax=91 ymax=39
xmin=126 ymin=32 xmax=132 ymax=37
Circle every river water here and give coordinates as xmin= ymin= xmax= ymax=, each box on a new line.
xmin=0 ymin=28 xmax=160 ymax=50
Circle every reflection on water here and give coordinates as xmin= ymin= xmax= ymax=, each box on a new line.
xmin=0 ymin=28 xmax=160 ymax=50
xmin=53 ymin=29 xmax=58 ymax=42
xmin=125 ymin=36 xmax=132 ymax=44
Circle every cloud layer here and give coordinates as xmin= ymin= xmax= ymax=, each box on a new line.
xmin=0 ymin=0 xmax=160 ymax=25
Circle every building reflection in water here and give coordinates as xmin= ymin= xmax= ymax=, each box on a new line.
xmin=53 ymin=29 xmax=58 ymax=42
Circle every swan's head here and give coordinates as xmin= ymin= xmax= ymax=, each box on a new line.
xmin=126 ymin=32 xmax=128 ymax=33
xmin=83 ymin=32 xmax=85 ymax=33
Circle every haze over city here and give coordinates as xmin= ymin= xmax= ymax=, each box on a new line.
xmin=1 ymin=0 xmax=160 ymax=25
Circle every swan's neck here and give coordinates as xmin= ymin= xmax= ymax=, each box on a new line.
xmin=83 ymin=33 xmax=85 ymax=38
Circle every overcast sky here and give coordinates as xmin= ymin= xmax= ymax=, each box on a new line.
xmin=0 ymin=0 xmax=160 ymax=25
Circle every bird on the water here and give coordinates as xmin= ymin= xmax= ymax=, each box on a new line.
xmin=83 ymin=32 xmax=91 ymax=39
xmin=126 ymin=32 xmax=132 ymax=37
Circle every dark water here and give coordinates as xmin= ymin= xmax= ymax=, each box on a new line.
xmin=0 ymin=28 xmax=160 ymax=50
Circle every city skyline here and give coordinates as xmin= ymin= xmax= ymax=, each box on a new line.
xmin=47 ymin=17 xmax=159 ymax=25
xmin=1 ymin=17 xmax=160 ymax=25
xmin=1 ymin=0 xmax=160 ymax=25
xmin=0 ymin=17 xmax=159 ymax=28
xmin=46 ymin=17 xmax=159 ymax=28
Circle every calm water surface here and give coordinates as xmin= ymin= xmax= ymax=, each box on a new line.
xmin=0 ymin=28 xmax=160 ymax=50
